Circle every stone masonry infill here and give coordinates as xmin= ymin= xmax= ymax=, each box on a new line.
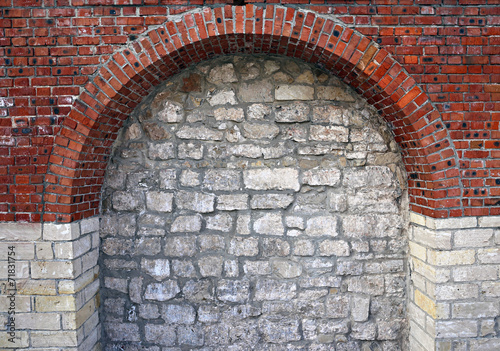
xmin=100 ymin=55 xmax=409 ymax=350
xmin=0 ymin=218 xmax=101 ymax=351
xmin=408 ymin=213 xmax=500 ymax=351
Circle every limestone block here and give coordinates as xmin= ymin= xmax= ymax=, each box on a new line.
xmin=198 ymin=235 xmax=225 ymax=252
xmin=180 ymin=170 xmax=200 ymax=187
xmin=164 ymin=236 xmax=196 ymax=257
xmin=427 ymin=216 xmax=477 ymax=230
xmin=31 ymin=330 xmax=79 ymax=347
xmin=378 ymin=320 xmax=402 ymax=340
xmin=143 ymin=122 xmax=171 ymax=141
xmin=148 ymin=142 xmax=175 ymax=160
xmin=254 ymin=279 xmax=297 ymax=301
xmin=481 ymin=281 xmax=500 ymax=297
xmin=0 ymin=242 xmax=34 ymax=259
xmin=270 ymin=258 xmax=302 ymax=278
xmin=247 ymin=103 xmax=271 ymax=120
xmin=325 ymin=295 xmax=349 ymax=318
xmin=177 ymin=325 xmax=204 ymax=346
xmin=16 ymin=312 xmax=61 ymax=330
xmin=104 ymin=277 xmax=128 ymax=293
xmin=106 ymin=323 xmax=140 ymax=342
xmin=312 ymin=105 xmax=344 ymax=124
xmin=224 ymin=260 xmax=239 ymax=277
xmin=452 ymin=301 xmax=499 ymax=318
xmin=139 ymin=304 xmax=160 ymax=319
xmin=17 ymin=279 xmax=57 ymax=296
xmin=274 ymin=102 xmax=310 ymax=122
xmin=316 ymin=86 xmax=355 ymax=101
xmin=141 ymin=258 xmax=170 ymax=281
xmin=162 ymin=304 xmax=196 ymax=324
xmin=351 ymin=295 xmax=370 ymax=322
xmin=204 ymin=169 xmax=241 ymax=191
xmin=435 ymin=283 xmax=478 ymax=300
xmin=275 ymin=85 xmax=314 ymax=100
xmin=0 ymin=331 xmax=29 ymax=348
xmin=0 ymin=223 xmax=42 ymax=241
xmin=244 ymin=260 xmax=271 ymax=275
xmin=478 ymin=248 xmax=500 ymax=264
xmin=293 ymin=239 xmax=315 ymax=256
xmin=198 ymin=256 xmax=223 ymax=277
xmin=54 ymin=235 xmax=91 ymax=259
xmin=302 ymin=168 xmax=341 ymax=186
xmin=470 ymin=339 xmax=500 ymax=351
xmin=205 ymin=213 xmax=233 ymax=232
xmin=478 ymin=216 xmax=500 ymax=227
xmin=134 ymin=237 xmax=161 ymax=256
xmin=216 ymin=279 xmax=250 ymax=303
xmin=176 ymin=125 xmax=224 ymax=140
xmin=351 ymin=321 xmax=377 ymax=340
xmin=36 ymin=242 xmax=54 ymax=259
xmin=241 ymin=122 xmax=280 ymax=139
xmin=299 ymin=275 xmax=341 ymax=288
xmin=182 ymin=279 xmax=213 ymax=302
xmin=175 ymin=191 xmax=215 ymax=213
xmin=243 ymin=167 xmax=298 ymax=191
xmin=144 ymin=281 xmax=180 ymax=301
xmin=198 ymin=305 xmax=221 ymax=323
xmin=262 ymin=238 xmax=290 ymax=257
xmin=453 ymin=265 xmax=498 ymax=281
xmin=208 ymin=89 xmax=237 ymax=106
xmin=170 ymin=215 xmax=202 ymax=233
xmin=214 ymin=107 xmax=244 ymax=121
xmin=236 ymin=214 xmax=251 ymax=234
xmin=285 ymin=216 xmax=305 ymax=229
xmin=259 ymin=318 xmax=301 ymax=343
xmin=217 ymin=194 xmax=248 ymax=210
xmin=35 ymin=295 xmax=76 ymax=312
xmin=112 ymin=191 xmax=143 ymax=211
xmin=318 ymin=239 xmax=350 ymax=256
xmin=43 ymin=222 xmax=78 ymax=241
xmin=309 ymin=125 xmax=349 ymax=142
xmin=31 ymin=261 xmax=76 ymax=279
xmin=305 ymin=216 xmax=338 ymax=237
xmin=208 ymin=63 xmax=238 ymax=84
xmin=146 ymin=191 xmax=173 ymax=212
xmin=254 ymin=212 xmax=284 ymax=235
xmin=80 ymin=217 xmax=99 ymax=234
xmin=157 ymin=101 xmax=183 ymax=123
xmin=427 ymin=249 xmax=475 ymax=266
xmin=436 ymin=320 xmax=478 ymax=338
xmin=178 ymin=142 xmax=203 ymax=160
xmin=347 ymin=276 xmax=385 ymax=295
xmin=159 ymin=169 xmax=177 ymax=189
xmin=228 ymin=237 xmax=259 ymax=256
xmin=250 ymin=194 xmax=294 ymax=209
xmin=238 ymin=81 xmax=273 ymax=102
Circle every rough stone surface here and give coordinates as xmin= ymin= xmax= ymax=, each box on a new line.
xmin=101 ymin=55 xmax=408 ymax=350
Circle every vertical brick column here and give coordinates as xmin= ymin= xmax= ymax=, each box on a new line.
xmin=0 ymin=218 xmax=101 ymax=350
xmin=409 ymin=213 xmax=500 ymax=351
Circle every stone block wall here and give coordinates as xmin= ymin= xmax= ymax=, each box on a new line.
xmin=0 ymin=218 xmax=100 ymax=350
xmin=409 ymin=213 xmax=500 ymax=351
xmin=100 ymin=55 xmax=409 ymax=350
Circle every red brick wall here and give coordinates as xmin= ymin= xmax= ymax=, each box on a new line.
xmin=0 ymin=1 xmax=499 ymax=222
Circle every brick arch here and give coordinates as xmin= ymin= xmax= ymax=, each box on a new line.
xmin=43 ymin=4 xmax=460 ymax=222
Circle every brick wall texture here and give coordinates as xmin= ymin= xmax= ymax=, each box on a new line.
xmin=0 ymin=1 xmax=499 ymax=223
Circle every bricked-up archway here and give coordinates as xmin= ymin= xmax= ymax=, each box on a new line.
xmin=43 ymin=4 xmax=459 ymax=223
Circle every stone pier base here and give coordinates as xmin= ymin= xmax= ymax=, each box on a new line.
xmin=409 ymin=213 xmax=500 ymax=351
xmin=0 ymin=218 xmax=101 ymax=351
xmin=1 ymin=212 xmax=499 ymax=350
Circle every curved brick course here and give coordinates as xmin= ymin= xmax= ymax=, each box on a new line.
xmin=39 ymin=5 xmax=461 ymax=222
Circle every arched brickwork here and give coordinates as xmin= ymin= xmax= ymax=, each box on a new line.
xmin=43 ymin=4 xmax=460 ymax=222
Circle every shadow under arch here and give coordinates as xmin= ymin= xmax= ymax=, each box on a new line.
xmin=43 ymin=4 xmax=460 ymax=222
